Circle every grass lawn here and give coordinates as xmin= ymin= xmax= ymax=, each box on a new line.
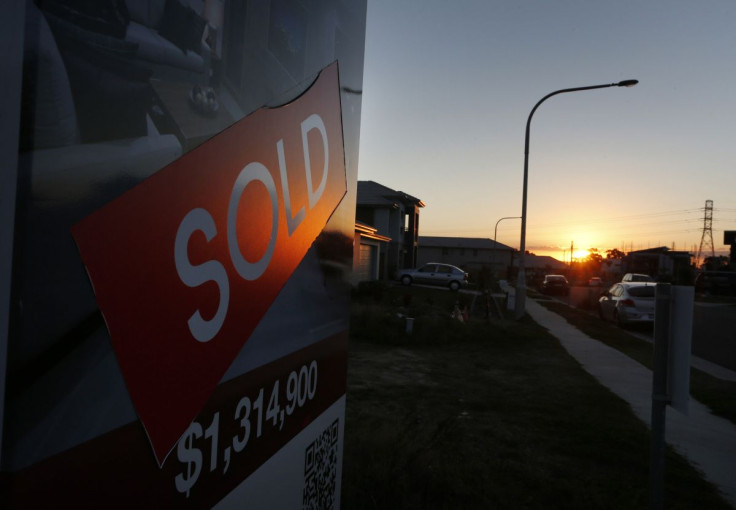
xmin=538 ymin=300 xmax=736 ymax=426
xmin=342 ymin=285 xmax=731 ymax=509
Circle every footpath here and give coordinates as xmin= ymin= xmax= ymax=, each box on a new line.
xmin=524 ymin=297 xmax=736 ymax=508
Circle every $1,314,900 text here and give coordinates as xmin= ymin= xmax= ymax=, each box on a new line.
xmin=174 ymin=360 xmax=318 ymax=497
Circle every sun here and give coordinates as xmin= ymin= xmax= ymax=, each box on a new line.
xmin=573 ymin=249 xmax=590 ymax=260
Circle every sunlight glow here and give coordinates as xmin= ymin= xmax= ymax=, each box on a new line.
xmin=573 ymin=249 xmax=590 ymax=260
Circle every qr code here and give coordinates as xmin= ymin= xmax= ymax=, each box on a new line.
xmin=302 ymin=419 xmax=339 ymax=510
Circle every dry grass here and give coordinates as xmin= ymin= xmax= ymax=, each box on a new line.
xmin=342 ymin=286 xmax=731 ymax=509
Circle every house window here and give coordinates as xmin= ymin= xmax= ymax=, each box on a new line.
xmin=473 ymin=249 xmax=478 ymax=257
xmin=460 ymin=249 xmax=465 ymax=256
xmin=442 ymin=247 xmax=449 ymax=255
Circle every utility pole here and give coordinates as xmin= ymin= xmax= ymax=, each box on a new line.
xmin=570 ymin=241 xmax=574 ymax=267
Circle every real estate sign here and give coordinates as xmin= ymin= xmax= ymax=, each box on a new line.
xmin=1 ymin=2 xmax=366 ymax=508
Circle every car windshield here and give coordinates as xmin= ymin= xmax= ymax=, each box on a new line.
xmin=548 ymin=276 xmax=566 ymax=282
xmin=628 ymin=274 xmax=653 ymax=282
xmin=628 ymin=286 xmax=655 ymax=298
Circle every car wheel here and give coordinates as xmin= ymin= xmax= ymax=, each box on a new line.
xmin=449 ymin=281 xmax=460 ymax=291
xmin=401 ymin=275 xmax=412 ymax=286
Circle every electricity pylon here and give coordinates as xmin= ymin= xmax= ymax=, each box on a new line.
xmin=696 ymin=199 xmax=715 ymax=267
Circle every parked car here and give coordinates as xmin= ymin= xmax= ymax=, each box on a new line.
xmin=398 ymin=263 xmax=469 ymax=291
xmin=539 ymin=274 xmax=569 ymax=295
xmin=694 ymin=271 xmax=736 ymax=296
xmin=621 ymin=273 xmax=654 ymax=282
xmin=598 ymin=282 xmax=656 ymax=326
xmin=588 ymin=277 xmax=603 ymax=287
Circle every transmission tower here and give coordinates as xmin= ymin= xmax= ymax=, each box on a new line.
xmin=696 ymin=199 xmax=715 ymax=267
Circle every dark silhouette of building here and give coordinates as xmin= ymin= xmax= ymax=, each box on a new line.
xmin=355 ymin=181 xmax=424 ymax=279
xmin=623 ymin=247 xmax=692 ymax=284
xmin=417 ymin=236 xmax=515 ymax=277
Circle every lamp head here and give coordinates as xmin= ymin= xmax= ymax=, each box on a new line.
xmin=617 ymin=79 xmax=639 ymax=87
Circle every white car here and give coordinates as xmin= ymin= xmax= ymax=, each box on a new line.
xmin=598 ymin=282 xmax=656 ymax=326
xmin=621 ymin=273 xmax=654 ymax=282
xmin=398 ymin=263 xmax=469 ymax=291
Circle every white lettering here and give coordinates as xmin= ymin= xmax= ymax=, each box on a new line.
xmin=174 ymin=208 xmax=230 ymax=342
xmin=176 ymin=114 xmax=331 ymax=343
xmin=301 ymin=114 xmax=329 ymax=209
xmin=227 ymin=163 xmax=279 ymax=281
xmin=277 ymin=139 xmax=305 ymax=236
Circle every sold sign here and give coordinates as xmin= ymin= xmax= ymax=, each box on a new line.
xmin=72 ymin=63 xmax=346 ymax=465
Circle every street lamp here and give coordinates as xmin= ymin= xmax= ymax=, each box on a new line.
xmin=493 ymin=216 xmax=521 ymax=277
xmin=514 ymin=79 xmax=638 ymax=319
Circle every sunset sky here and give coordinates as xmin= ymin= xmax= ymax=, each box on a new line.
xmin=357 ymin=0 xmax=736 ymax=261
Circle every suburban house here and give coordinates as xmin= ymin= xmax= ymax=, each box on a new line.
xmin=417 ymin=236 xmax=515 ymax=277
xmin=355 ymin=181 xmax=424 ymax=279
xmin=353 ymin=221 xmax=391 ymax=284
xmin=623 ymin=247 xmax=693 ymax=283
xmin=513 ymin=254 xmax=568 ymax=280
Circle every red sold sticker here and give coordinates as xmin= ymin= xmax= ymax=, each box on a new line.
xmin=72 ymin=63 xmax=346 ymax=465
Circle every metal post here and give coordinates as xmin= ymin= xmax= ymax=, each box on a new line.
xmin=650 ymin=283 xmax=671 ymax=510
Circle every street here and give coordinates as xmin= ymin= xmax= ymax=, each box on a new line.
xmin=693 ymin=303 xmax=736 ymax=372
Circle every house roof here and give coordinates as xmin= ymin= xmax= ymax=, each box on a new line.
xmin=627 ymin=247 xmax=691 ymax=257
xmin=628 ymin=246 xmax=670 ymax=254
xmin=512 ymin=255 xmax=567 ymax=270
xmin=418 ymin=236 xmax=514 ymax=251
xmin=357 ymin=180 xmax=425 ymax=208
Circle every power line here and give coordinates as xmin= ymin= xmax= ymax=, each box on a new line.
xmin=422 ymin=206 xmax=734 ymax=247
xmin=526 ymin=208 xmax=701 ymax=230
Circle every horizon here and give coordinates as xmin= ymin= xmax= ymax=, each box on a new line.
xmin=414 ymin=232 xmax=728 ymax=265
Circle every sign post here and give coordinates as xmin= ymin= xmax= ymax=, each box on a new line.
xmin=649 ymin=283 xmax=694 ymax=510
xmin=650 ymin=284 xmax=671 ymax=510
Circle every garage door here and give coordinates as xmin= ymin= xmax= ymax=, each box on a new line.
xmin=355 ymin=243 xmax=375 ymax=282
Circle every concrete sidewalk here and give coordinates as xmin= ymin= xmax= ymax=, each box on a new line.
xmin=525 ymin=297 xmax=736 ymax=508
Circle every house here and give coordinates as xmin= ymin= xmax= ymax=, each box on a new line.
xmin=623 ymin=247 xmax=693 ymax=283
xmin=513 ymin=254 xmax=568 ymax=280
xmin=355 ymin=181 xmax=424 ymax=279
xmin=417 ymin=236 xmax=515 ymax=277
xmin=353 ymin=221 xmax=391 ymax=284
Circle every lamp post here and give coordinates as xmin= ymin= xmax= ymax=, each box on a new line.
xmin=493 ymin=216 xmax=521 ymax=278
xmin=514 ymin=79 xmax=638 ymax=319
